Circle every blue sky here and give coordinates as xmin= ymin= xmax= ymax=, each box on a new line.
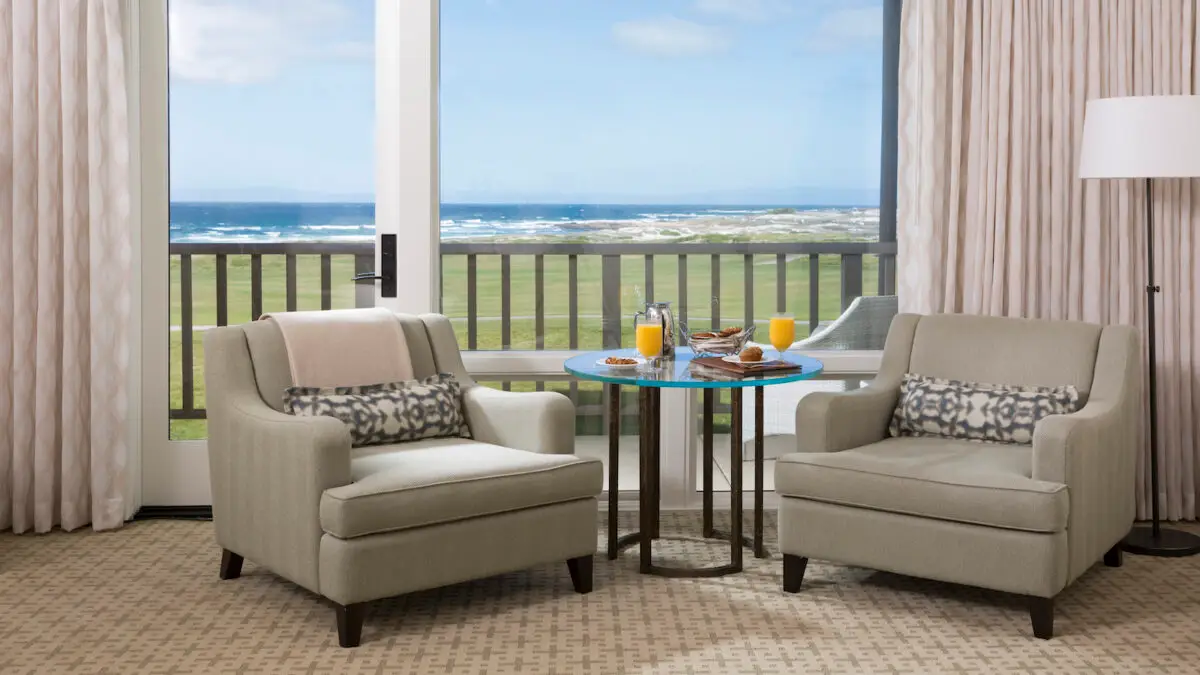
xmin=169 ymin=0 xmax=883 ymax=205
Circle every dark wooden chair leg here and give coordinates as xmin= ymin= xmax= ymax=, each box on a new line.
xmin=1028 ymin=596 xmax=1054 ymax=640
xmin=1104 ymin=543 xmax=1123 ymax=567
xmin=782 ymin=554 xmax=808 ymax=593
xmin=219 ymin=549 xmax=244 ymax=580
xmin=335 ymin=603 xmax=365 ymax=648
xmin=567 ymin=555 xmax=593 ymax=594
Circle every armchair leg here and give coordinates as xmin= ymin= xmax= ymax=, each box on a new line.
xmin=1104 ymin=543 xmax=1123 ymax=568
xmin=782 ymin=554 xmax=808 ymax=593
xmin=219 ymin=549 xmax=244 ymax=580
xmin=1028 ymin=596 xmax=1054 ymax=640
xmin=567 ymin=555 xmax=593 ymax=594
xmin=335 ymin=603 xmax=366 ymax=648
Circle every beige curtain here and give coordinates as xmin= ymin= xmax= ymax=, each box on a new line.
xmin=0 ymin=0 xmax=132 ymax=533
xmin=898 ymin=0 xmax=1200 ymax=520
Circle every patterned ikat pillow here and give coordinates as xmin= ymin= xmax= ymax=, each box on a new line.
xmin=284 ymin=373 xmax=471 ymax=447
xmin=889 ymin=374 xmax=1080 ymax=445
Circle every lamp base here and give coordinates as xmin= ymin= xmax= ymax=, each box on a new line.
xmin=1122 ymin=525 xmax=1200 ymax=557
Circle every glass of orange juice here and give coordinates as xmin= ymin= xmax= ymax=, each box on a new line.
xmin=769 ymin=314 xmax=795 ymax=361
xmin=635 ymin=317 xmax=664 ymax=367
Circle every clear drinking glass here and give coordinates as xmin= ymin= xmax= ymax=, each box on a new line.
xmin=769 ymin=314 xmax=796 ymax=361
xmin=635 ymin=316 xmax=664 ymax=367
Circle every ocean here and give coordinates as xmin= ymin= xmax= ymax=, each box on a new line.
xmin=169 ymin=202 xmax=880 ymax=243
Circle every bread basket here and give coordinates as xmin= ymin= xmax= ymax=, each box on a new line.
xmin=678 ymin=323 xmax=756 ymax=356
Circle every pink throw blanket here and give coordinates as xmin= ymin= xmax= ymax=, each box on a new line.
xmin=260 ymin=308 xmax=413 ymax=388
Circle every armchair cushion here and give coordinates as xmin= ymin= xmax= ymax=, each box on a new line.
xmin=319 ymin=439 xmax=603 ymax=539
xmin=889 ymin=374 xmax=1080 ymax=445
xmin=776 ymin=436 xmax=1069 ymax=533
xmin=285 ymin=373 xmax=470 ymax=447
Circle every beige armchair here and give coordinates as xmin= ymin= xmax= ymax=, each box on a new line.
xmin=777 ymin=313 xmax=1140 ymax=639
xmin=203 ymin=313 xmax=602 ymax=647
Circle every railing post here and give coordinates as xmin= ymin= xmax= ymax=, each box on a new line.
xmin=644 ymin=254 xmax=654 ymax=303
xmin=535 ymin=255 xmax=545 ymax=350
xmin=467 ymin=254 xmax=477 ymax=350
xmin=354 ymin=254 xmax=373 ymax=308
xmin=677 ymin=254 xmax=688 ymax=326
xmin=841 ymin=253 xmax=864 ymax=312
xmin=215 ymin=253 xmax=228 ymax=326
xmin=602 ymin=255 xmax=622 ymax=348
xmin=879 ymin=254 xmax=897 ymax=296
xmin=776 ymin=253 xmax=786 ymax=313
xmin=743 ymin=254 xmax=754 ymax=330
xmin=710 ymin=254 xmax=720 ymax=331
xmin=250 ymin=254 xmax=263 ymax=320
xmin=285 ymin=254 xmax=298 ymax=312
xmin=319 ymin=254 xmax=333 ymax=311
xmin=568 ymin=254 xmax=579 ymax=349
xmin=501 ymin=255 xmax=511 ymax=349
xmin=808 ymin=254 xmax=820 ymax=334
xmin=180 ymin=254 xmax=194 ymax=416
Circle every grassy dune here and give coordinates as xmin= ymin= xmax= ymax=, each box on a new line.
xmin=169 ymin=252 xmax=879 ymax=439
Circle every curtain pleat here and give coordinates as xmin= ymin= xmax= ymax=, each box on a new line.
xmin=1 ymin=0 xmax=131 ymax=533
xmin=898 ymin=0 xmax=1200 ymax=520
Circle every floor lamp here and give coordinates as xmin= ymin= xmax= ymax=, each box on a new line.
xmin=1079 ymin=95 xmax=1200 ymax=557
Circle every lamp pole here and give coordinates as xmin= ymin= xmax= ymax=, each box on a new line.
xmin=1123 ymin=177 xmax=1200 ymax=556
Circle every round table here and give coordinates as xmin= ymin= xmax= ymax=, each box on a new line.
xmin=565 ymin=347 xmax=824 ymax=577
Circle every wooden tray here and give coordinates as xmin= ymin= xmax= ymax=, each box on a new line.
xmin=690 ymin=355 xmax=803 ymax=377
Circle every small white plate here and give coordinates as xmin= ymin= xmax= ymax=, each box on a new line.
xmin=720 ymin=354 xmax=780 ymax=366
xmin=597 ymin=357 xmax=645 ymax=370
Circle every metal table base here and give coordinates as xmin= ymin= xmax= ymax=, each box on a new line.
xmin=606 ymin=384 xmax=770 ymax=577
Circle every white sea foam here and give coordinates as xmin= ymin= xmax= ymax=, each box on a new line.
xmin=175 ymin=207 xmax=881 ymax=244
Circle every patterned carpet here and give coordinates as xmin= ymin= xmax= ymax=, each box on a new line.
xmin=3 ymin=514 xmax=1200 ymax=674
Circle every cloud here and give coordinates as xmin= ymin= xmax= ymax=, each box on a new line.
xmin=169 ymin=0 xmax=370 ymax=84
xmin=692 ymin=0 xmax=776 ymax=22
xmin=805 ymin=6 xmax=883 ymax=51
xmin=612 ymin=16 xmax=730 ymax=58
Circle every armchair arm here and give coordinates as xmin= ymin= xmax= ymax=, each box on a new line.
xmin=794 ymin=312 xmax=919 ymax=453
xmin=795 ymin=385 xmax=899 ymax=453
xmin=1031 ymin=325 xmax=1140 ymax=581
xmin=462 ymin=386 xmax=576 ymax=454
xmin=204 ymin=326 xmax=352 ymax=595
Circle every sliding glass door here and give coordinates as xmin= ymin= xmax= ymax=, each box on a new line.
xmin=140 ymin=0 xmax=382 ymax=503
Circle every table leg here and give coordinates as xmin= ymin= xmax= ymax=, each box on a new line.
xmin=754 ymin=386 xmax=767 ymax=559
xmin=639 ymin=386 xmax=654 ymax=573
xmin=702 ymin=389 xmax=715 ymax=538
xmin=650 ymin=387 xmax=661 ymax=540
xmin=730 ymin=388 xmax=744 ymax=571
xmin=607 ymin=383 xmax=621 ymax=560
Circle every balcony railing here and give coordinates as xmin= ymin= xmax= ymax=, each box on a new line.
xmin=168 ymin=241 xmax=896 ymax=424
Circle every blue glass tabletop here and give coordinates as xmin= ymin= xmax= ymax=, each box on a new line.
xmin=564 ymin=348 xmax=824 ymax=389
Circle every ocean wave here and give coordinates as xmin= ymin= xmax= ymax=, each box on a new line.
xmin=171 ymin=206 xmax=881 ymax=243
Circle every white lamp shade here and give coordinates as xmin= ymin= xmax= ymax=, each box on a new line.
xmin=1079 ymin=95 xmax=1200 ymax=179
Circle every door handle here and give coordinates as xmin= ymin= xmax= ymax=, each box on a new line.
xmin=349 ymin=234 xmax=397 ymax=297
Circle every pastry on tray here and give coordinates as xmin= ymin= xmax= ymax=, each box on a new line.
xmin=739 ymin=346 xmax=764 ymax=362
xmin=605 ymin=356 xmax=638 ymax=365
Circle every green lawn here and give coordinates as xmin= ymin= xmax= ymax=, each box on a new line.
xmin=169 ymin=252 xmax=879 ymax=439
